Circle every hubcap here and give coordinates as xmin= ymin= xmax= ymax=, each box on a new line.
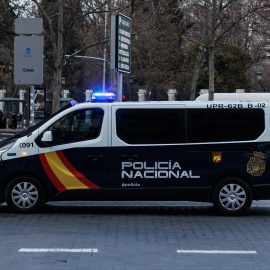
xmin=219 ymin=184 xmax=246 ymax=211
xmin=11 ymin=182 xmax=38 ymax=209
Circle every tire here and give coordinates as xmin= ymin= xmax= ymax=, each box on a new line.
xmin=5 ymin=176 xmax=45 ymax=214
xmin=213 ymin=177 xmax=252 ymax=216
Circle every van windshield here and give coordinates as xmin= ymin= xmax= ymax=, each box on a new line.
xmin=0 ymin=100 xmax=78 ymax=145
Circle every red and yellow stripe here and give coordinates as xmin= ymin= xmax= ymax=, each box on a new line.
xmin=39 ymin=150 xmax=100 ymax=191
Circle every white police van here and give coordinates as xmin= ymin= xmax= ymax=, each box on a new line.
xmin=0 ymin=95 xmax=268 ymax=215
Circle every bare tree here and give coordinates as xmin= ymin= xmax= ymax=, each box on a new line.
xmin=185 ymin=0 xmax=269 ymax=100
xmin=32 ymin=0 xmax=107 ymax=113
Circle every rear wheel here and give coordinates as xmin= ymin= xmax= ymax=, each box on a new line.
xmin=213 ymin=177 xmax=252 ymax=216
xmin=5 ymin=176 xmax=45 ymax=213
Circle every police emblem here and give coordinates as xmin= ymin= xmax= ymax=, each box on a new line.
xmin=247 ymin=151 xmax=266 ymax=177
xmin=213 ymin=152 xmax=222 ymax=163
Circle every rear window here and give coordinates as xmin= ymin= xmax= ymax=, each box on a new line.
xmin=187 ymin=108 xmax=265 ymax=143
xmin=116 ymin=108 xmax=185 ymax=144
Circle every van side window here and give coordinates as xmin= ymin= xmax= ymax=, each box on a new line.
xmin=187 ymin=108 xmax=265 ymax=143
xmin=116 ymin=109 xmax=185 ymax=144
xmin=41 ymin=108 xmax=104 ymax=146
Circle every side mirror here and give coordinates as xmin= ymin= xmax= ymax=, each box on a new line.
xmin=41 ymin=131 xmax=53 ymax=146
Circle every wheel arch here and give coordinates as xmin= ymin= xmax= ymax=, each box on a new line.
xmin=2 ymin=171 xmax=49 ymax=203
xmin=211 ymin=173 xmax=254 ymax=201
xmin=212 ymin=173 xmax=254 ymax=215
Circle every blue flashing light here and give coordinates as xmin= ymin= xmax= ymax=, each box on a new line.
xmin=91 ymin=92 xmax=116 ymax=103
xmin=71 ymin=100 xmax=78 ymax=106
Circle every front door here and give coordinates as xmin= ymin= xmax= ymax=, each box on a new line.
xmin=37 ymin=106 xmax=110 ymax=199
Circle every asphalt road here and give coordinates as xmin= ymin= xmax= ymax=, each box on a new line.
xmin=0 ymin=200 xmax=270 ymax=270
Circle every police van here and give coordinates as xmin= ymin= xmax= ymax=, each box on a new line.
xmin=0 ymin=95 xmax=269 ymax=215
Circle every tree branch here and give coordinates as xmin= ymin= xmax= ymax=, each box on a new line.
xmin=31 ymin=0 xmax=57 ymax=61
xmin=216 ymin=4 xmax=268 ymax=43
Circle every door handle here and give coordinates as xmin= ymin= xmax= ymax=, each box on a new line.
xmin=88 ymin=155 xmax=104 ymax=161
xmin=121 ymin=154 xmax=137 ymax=161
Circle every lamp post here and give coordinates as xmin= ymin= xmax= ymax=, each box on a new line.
xmin=257 ymin=70 xmax=262 ymax=92
xmin=61 ymin=76 xmax=66 ymax=90
xmin=128 ymin=75 xmax=133 ymax=101
xmin=128 ymin=75 xmax=133 ymax=84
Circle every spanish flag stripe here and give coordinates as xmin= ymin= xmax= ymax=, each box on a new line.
xmin=44 ymin=151 xmax=88 ymax=189
xmin=39 ymin=153 xmax=67 ymax=192
xmin=56 ymin=150 xmax=101 ymax=189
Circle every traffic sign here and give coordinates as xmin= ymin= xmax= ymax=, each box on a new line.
xmin=111 ymin=13 xmax=131 ymax=74
xmin=117 ymin=13 xmax=131 ymax=73
xmin=14 ymin=36 xmax=43 ymax=85
xmin=15 ymin=18 xmax=43 ymax=35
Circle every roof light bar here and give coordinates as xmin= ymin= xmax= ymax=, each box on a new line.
xmin=91 ymin=93 xmax=116 ymax=103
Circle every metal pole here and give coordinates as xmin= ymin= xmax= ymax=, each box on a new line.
xmin=117 ymin=72 xmax=123 ymax=102
xmin=103 ymin=11 xmax=107 ymax=93
xmin=30 ymin=85 xmax=35 ymax=126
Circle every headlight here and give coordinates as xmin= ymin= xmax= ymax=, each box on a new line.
xmin=0 ymin=140 xmax=17 ymax=161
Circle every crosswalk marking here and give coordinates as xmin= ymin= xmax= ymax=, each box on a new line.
xmin=177 ymin=250 xmax=257 ymax=254
xmin=19 ymin=248 xmax=98 ymax=253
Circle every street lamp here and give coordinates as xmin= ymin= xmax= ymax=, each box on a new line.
xmin=128 ymin=75 xmax=133 ymax=101
xmin=257 ymin=70 xmax=262 ymax=92
xmin=128 ymin=75 xmax=133 ymax=85
xmin=61 ymin=76 xmax=66 ymax=90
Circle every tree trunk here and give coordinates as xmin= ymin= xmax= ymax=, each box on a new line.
xmin=52 ymin=67 xmax=62 ymax=113
xmin=52 ymin=0 xmax=63 ymax=113
xmin=208 ymin=45 xmax=215 ymax=101
xmin=190 ymin=0 xmax=207 ymax=101
xmin=190 ymin=48 xmax=206 ymax=100
xmin=208 ymin=0 xmax=217 ymax=101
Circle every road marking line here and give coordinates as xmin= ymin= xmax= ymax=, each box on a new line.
xmin=177 ymin=250 xmax=257 ymax=254
xmin=19 ymin=248 xmax=98 ymax=253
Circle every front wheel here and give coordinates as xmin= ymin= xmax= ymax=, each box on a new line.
xmin=213 ymin=177 xmax=252 ymax=216
xmin=5 ymin=176 xmax=45 ymax=213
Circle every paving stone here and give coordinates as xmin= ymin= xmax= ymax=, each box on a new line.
xmin=0 ymin=201 xmax=270 ymax=269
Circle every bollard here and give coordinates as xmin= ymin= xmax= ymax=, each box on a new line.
xmin=85 ymin=90 xmax=93 ymax=102
xmin=0 ymin=90 xmax=6 ymax=112
xmin=137 ymin=89 xmax=146 ymax=102
xmin=167 ymin=89 xmax=177 ymax=101
xmin=62 ymin=90 xmax=70 ymax=99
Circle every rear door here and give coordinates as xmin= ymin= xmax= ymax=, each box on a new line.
xmin=182 ymin=102 xmax=267 ymax=202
